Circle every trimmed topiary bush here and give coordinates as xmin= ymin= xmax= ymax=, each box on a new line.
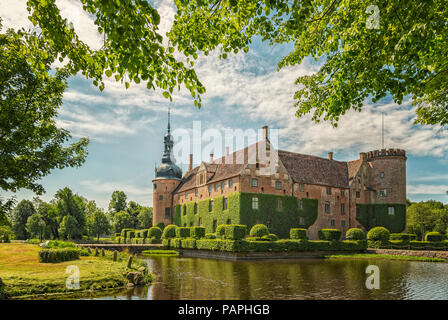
xmin=148 ymin=227 xmax=162 ymax=240
xmin=345 ymin=228 xmax=365 ymax=240
xmin=162 ymin=225 xmax=177 ymax=239
xmin=205 ymin=233 xmax=216 ymax=239
xmin=156 ymin=222 xmax=165 ymax=231
xmin=390 ymin=233 xmax=416 ymax=242
xmin=176 ymin=227 xmax=190 ymax=238
xmin=249 ymin=224 xmax=269 ymax=237
xmin=290 ymin=228 xmax=307 ymax=240
xmin=224 ymin=225 xmax=247 ymax=240
xmin=425 ymin=231 xmax=443 ymax=242
xmin=190 ymin=227 xmax=206 ymax=239
xmin=367 ymin=227 xmax=390 ymax=241
xmin=318 ymin=229 xmax=342 ymax=241
xmin=262 ymin=233 xmax=279 ymax=241
xmin=38 ymin=248 xmax=80 ymax=263
xmin=216 ymin=225 xmax=228 ymax=239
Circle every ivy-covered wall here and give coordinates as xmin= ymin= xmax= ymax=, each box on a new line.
xmin=175 ymin=192 xmax=318 ymax=239
xmin=356 ymin=203 xmax=406 ymax=233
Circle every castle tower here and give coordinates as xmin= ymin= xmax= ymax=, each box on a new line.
xmin=366 ymin=149 xmax=407 ymax=204
xmin=152 ymin=108 xmax=182 ymax=226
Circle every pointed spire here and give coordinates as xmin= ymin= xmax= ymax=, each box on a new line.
xmin=167 ymin=106 xmax=171 ymax=134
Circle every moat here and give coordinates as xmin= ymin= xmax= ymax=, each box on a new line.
xmin=82 ymin=256 xmax=448 ymax=300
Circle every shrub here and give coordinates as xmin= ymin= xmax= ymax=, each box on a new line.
xmin=262 ymin=234 xmax=279 ymax=241
xmin=249 ymin=224 xmax=269 ymax=237
xmin=216 ymin=225 xmax=228 ymax=239
xmin=190 ymin=227 xmax=206 ymax=239
xmin=38 ymin=248 xmax=80 ymax=263
xmin=290 ymin=228 xmax=307 ymax=240
xmin=345 ymin=228 xmax=366 ymax=240
xmin=205 ymin=233 xmax=216 ymax=239
xmin=176 ymin=227 xmax=190 ymax=238
xmin=148 ymin=227 xmax=162 ymax=240
xmin=121 ymin=228 xmax=133 ymax=239
xmin=26 ymin=239 xmax=41 ymax=245
xmin=147 ymin=237 xmax=162 ymax=244
xmin=162 ymin=225 xmax=177 ymax=239
xmin=318 ymin=229 xmax=342 ymax=241
xmin=139 ymin=230 xmax=148 ymax=239
xmin=367 ymin=227 xmax=390 ymax=241
xmin=156 ymin=222 xmax=165 ymax=231
xmin=425 ymin=231 xmax=443 ymax=242
xmin=46 ymin=240 xmax=77 ymax=249
xmin=162 ymin=238 xmax=171 ymax=247
xmin=224 ymin=225 xmax=246 ymax=240
xmin=390 ymin=233 xmax=416 ymax=242
xmin=181 ymin=238 xmax=197 ymax=249
xmin=0 ymin=226 xmax=14 ymax=243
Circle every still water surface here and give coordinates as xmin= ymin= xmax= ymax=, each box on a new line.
xmin=87 ymin=256 xmax=448 ymax=300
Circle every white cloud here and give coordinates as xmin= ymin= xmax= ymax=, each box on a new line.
xmin=407 ymin=184 xmax=448 ymax=195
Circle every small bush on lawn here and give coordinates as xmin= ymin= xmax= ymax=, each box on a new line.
xmin=367 ymin=227 xmax=390 ymax=241
xmin=345 ymin=228 xmax=365 ymax=240
xmin=162 ymin=225 xmax=177 ymax=239
xmin=318 ymin=229 xmax=342 ymax=241
xmin=425 ymin=231 xmax=443 ymax=242
xmin=390 ymin=233 xmax=416 ymax=242
xmin=38 ymin=248 xmax=80 ymax=263
xmin=148 ymin=227 xmax=162 ymax=240
xmin=225 ymin=225 xmax=246 ymax=240
xmin=249 ymin=224 xmax=269 ymax=237
xmin=290 ymin=228 xmax=307 ymax=240
xmin=190 ymin=227 xmax=206 ymax=239
xmin=176 ymin=227 xmax=190 ymax=238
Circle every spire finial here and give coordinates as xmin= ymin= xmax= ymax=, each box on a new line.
xmin=168 ymin=106 xmax=171 ymax=133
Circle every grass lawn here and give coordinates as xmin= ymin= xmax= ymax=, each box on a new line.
xmin=141 ymin=249 xmax=179 ymax=256
xmin=0 ymin=243 xmax=146 ymax=299
xmin=325 ymin=253 xmax=445 ymax=263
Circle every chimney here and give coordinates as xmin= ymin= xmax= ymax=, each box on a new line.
xmin=360 ymin=152 xmax=367 ymax=161
xmin=328 ymin=152 xmax=333 ymax=160
xmin=210 ymin=153 xmax=214 ymax=163
xmin=262 ymin=125 xmax=268 ymax=140
xmin=189 ymin=154 xmax=193 ymax=171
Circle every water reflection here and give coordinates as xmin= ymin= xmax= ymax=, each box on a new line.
xmin=93 ymin=257 xmax=448 ymax=300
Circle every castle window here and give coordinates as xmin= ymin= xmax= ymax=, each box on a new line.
xmin=380 ymin=172 xmax=385 ymax=178
xmin=221 ymin=181 xmax=225 ymax=190
xmin=275 ymin=181 xmax=282 ymax=190
xmin=276 ymin=198 xmax=282 ymax=210
xmin=209 ymin=199 xmax=214 ymax=212
xmin=159 ymin=195 xmax=163 ymax=200
xmin=299 ymin=217 xmax=305 ymax=225
xmin=182 ymin=205 xmax=186 ymax=215
xmin=214 ymin=183 xmax=218 ymax=191
xmin=165 ymin=208 xmax=171 ymax=219
xmin=252 ymin=197 xmax=259 ymax=210
xmin=298 ymin=199 xmax=303 ymax=210
xmin=299 ymin=183 xmax=305 ymax=192
xmin=223 ymin=197 xmax=228 ymax=210
xmin=388 ymin=206 xmax=395 ymax=215
xmin=356 ymin=191 xmax=360 ymax=198
xmin=154 ymin=184 xmax=157 ymax=190
xmin=379 ymin=189 xmax=387 ymax=197
xmin=195 ymin=189 xmax=198 ymax=196
xmin=325 ymin=202 xmax=330 ymax=213
xmin=229 ymin=179 xmax=233 ymax=188
xmin=341 ymin=190 xmax=345 ymax=196
xmin=341 ymin=220 xmax=346 ymax=227
xmin=341 ymin=203 xmax=345 ymax=215
xmin=330 ymin=219 xmax=335 ymax=226
xmin=185 ymin=192 xmax=188 ymax=198
xmin=227 ymin=218 xmax=232 ymax=224
xmin=326 ymin=187 xmax=331 ymax=195
xmin=194 ymin=203 xmax=198 ymax=214
xmin=213 ymin=220 xmax=217 ymax=232
xmin=208 ymin=185 xmax=212 ymax=193
xmin=190 ymin=222 xmax=193 ymax=227
xmin=251 ymin=178 xmax=258 ymax=187
xmin=199 ymin=218 xmax=202 ymax=226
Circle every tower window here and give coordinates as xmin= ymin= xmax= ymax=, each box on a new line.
xmin=275 ymin=181 xmax=282 ymax=190
xmin=388 ymin=206 xmax=395 ymax=215
xmin=251 ymin=178 xmax=258 ymax=187
xmin=165 ymin=208 xmax=171 ymax=219
xmin=379 ymin=189 xmax=387 ymax=197
xmin=159 ymin=195 xmax=163 ymax=200
xmin=325 ymin=202 xmax=330 ymax=213
xmin=341 ymin=203 xmax=345 ymax=215
xmin=356 ymin=191 xmax=360 ymax=198
xmin=330 ymin=219 xmax=335 ymax=226
xmin=380 ymin=172 xmax=385 ymax=178
xmin=326 ymin=187 xmax=331 ymax=195
xmin=154 ymin=184 xmax=157 ymax=190
xmin=252 ymin=197 xmax=259 ymax=210
xmin=341 ymin=190 xmax=345 ymax=196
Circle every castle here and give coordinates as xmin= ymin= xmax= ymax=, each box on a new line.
xmin=152 ymin=113 xmax=407 ymax=239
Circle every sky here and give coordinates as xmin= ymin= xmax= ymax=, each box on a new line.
xmin=1 ymin=0 xmax=447 ymax=209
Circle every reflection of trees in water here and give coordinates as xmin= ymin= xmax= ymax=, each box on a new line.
xmin=146 ymin=256 xmax=413 ymax=300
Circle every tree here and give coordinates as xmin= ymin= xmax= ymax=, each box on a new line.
xmin=0 ymin=226 xmax=14 ymax=243
xmin=58 ymin=215 xmax=78 ymax=240
xmin=33 ymin=198 xmax=59 ymax=239
xmin=9 ymin=200 xmax=35 ymax=239
xmin=137 ymin=207 xmax=153 ymax=229
xmin=169 ymin=0 xmax=448 ymax=127
xmin=18 ymin=1 xmax=204 ymax=106
xmin=108 ymin=191 xmax=127 ymax=217
xmin=26 ymin=214 xmax=46 ymax=240
xmin=407 ymin=201 xmax=448 ymax=240
xmin=87 ymin=211 xmax=111 ymax=241
xmin=54 ymin=188 xmax=87 ymax=239
xmin=0 ymin=20 xmax=89 ymax=195
xmin=112 ymin=211 xmax=134 ymax=234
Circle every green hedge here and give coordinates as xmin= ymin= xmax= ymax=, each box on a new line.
xmin=318 ymin=229 xmax=342 ymax=241
xmin=224 ymin=225 xmax=246 ymax=240
xmin=368 ymin=240 xmax=448 ymax=250
xmin=367 ymin=227 xmax=390 ymax=241
xmin=216 ymin=225 xmax=227 ymax=238
xmin=176 ymin=227 xmax=190 ymax=238
xmin=46 ymin=240 xmax=77 ymax=249
xmin=190 ymin=227 xmax=206 ymax=239
xmin=345 ymin=228 xmax=365 ymax=240
xmin=148 ymin=227 xmax=162 ymax=240
xmin=38 ymin=248 xmax=80 ymax=263
xmin=425 ymin=232 xmax=443 ymax=242
xmin=290 ymin=228 xmax=307 ymax=240
xmin=390 ymin=233 xmax=417 ymax=241
xmin=262 ymin=234 xmax=279 ymax=241
xmin=356 ymin=203 xmax=406 ymax=233
xmin=249 ymin=224 xmax=269 ymax=237
xmin=162 ymin=225 xmax=177 ymax=239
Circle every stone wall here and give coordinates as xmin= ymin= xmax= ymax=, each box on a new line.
xmin=368 ymin=248 xmax=448 ymax=261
